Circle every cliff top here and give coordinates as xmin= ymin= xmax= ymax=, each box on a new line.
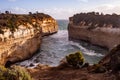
xmin=70 ymin=12 xmax=120 ymax=28
xmin=0 ymin=11 xmax=55 ymax=33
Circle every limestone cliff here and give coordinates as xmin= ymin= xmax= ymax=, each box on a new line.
xmin=0 ymin=12 xmax=58 ymax=65
xmin=40 ymin=18 xmax=58 ymax=36
xmin=68 ymin=12 xmax=120 ymax=49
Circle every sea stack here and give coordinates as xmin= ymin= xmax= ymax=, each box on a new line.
xmin=68 ymin=12 xmax=120 ymax=49
xmin=0 ymin=12 xmax=58 ymax=65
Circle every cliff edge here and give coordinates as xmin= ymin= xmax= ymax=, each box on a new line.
xmin=68 ymin=12 xmax=120 ymax=49
xmin=0 ymin=12 xmax=58 ymax=65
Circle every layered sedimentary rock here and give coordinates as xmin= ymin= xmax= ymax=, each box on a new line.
xmin=0 ymin=12 xmax=58 ymax=65
xmin=41 ymin=18 xmax=58 ymax=36
xmin=68 ymin=12 xmax=120 ymax=49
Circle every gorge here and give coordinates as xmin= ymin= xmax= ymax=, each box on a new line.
xmin=17 ymin=20 xmax=107 ymax=67
xmin=26 ymin=13 xmax=120 ymax=80
xmin=0 ymin=12 xmax=120 ymax=80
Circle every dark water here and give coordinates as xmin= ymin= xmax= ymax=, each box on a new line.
xmin=17 ymin=20 xmax=108 ymax=67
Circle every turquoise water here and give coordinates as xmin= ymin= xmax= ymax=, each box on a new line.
xmin=57 ymin=20 xmax=69 ymax=30
xmin=17 ymin=20 xmax=108 ymax=67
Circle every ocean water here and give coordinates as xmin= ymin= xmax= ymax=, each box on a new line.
xmin=57 ymin=20 xmax=69 ymax=30
xmin=16 ymin=20 xmax=108 ymax=67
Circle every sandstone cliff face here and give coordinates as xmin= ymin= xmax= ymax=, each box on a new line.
xmin=68 ymin=12 xmax=120 ymax=49
xmin=40 ymin=19 xmax=58 ymax=36
xmin=0 ymin=13 xmax=58 ymax=65
xmin=0 ymin=26 xmax=42 ymax=65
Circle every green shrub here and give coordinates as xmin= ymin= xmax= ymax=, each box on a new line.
xmin=0 ymin=65 xmax=32 ymax=80
xmin=66 ymin=51 xmax=84 ymax=68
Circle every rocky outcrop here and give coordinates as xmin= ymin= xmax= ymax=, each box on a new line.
xmin=68 ymin=12 xmax=120 ymax=49
xmin=0 ymin=12 xmax=58 ymax=65
xmin=99 ymin=44 xmax=120 ymax=72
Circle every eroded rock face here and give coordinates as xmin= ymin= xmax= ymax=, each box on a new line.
xmin=40 ymin=19 xmax=58 ymax=36
xmin=99 ymin=44 xmax=120 ymax=73
xmin=68 ymin=12 xmax=120 ymax=49
xmin=0 ymin=13 xmax=58 ymax=65
xmin=0 ymin=27 xmax=42 ymax=65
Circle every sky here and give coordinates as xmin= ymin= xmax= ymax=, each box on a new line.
xmin=0 ymin=0 xmax=120 ymax=19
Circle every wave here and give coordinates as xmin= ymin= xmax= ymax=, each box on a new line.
xmin=69 ymin=41 xmax=104 ymax=57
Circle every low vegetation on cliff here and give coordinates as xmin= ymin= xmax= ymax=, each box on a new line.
xmin=66 ymin=51 xmax=84 ymax=68
xmin=0 ymin=65 xmax=32 ymax=80
xmin=0 ymin=11 xmax=54 ymax=33
xmin=70 ymin=12 xmax=120 ymax=28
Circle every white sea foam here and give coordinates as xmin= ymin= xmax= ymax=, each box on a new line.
xmin=69 ymin=41 xmax=104 ymax=57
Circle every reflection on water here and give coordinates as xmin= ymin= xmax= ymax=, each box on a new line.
xmin=17 ymin=30 xmax=108 ymax=67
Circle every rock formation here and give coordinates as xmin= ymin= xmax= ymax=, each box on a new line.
xmin=68 ymin=12 xmax=120 ymax=49
xmin=99 ymin=44 xmax=120 ymax=72
xmin=0 ymin=12 xmax=58 ymax=65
